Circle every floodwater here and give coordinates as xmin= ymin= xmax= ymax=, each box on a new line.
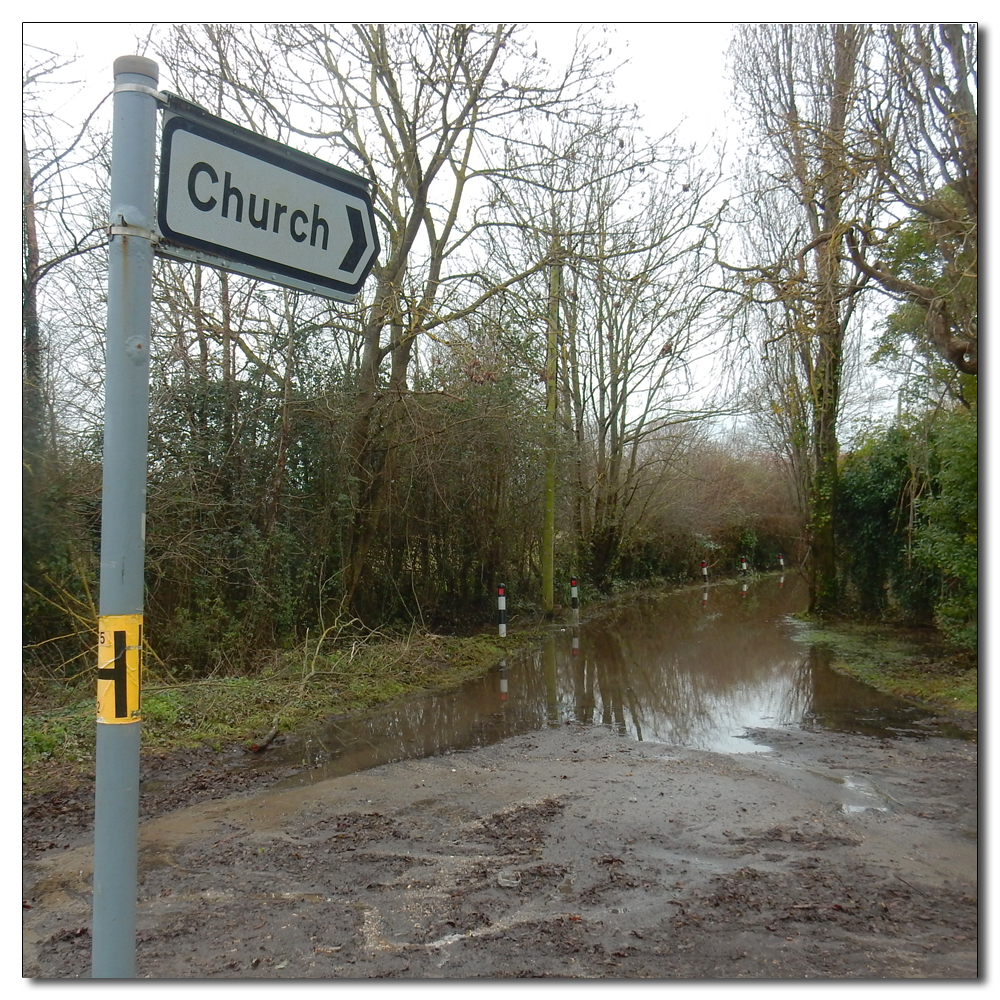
xmin=256 ymin=575 xmax=960 ymax=790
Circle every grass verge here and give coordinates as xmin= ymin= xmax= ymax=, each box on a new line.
xmin=23 ymin=625 xmax=546 ymax=794
xmin=789 ymin=616 xmax=977 ymax=723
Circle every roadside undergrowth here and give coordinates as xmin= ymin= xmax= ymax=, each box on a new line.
xmin=22 ymin=624 xmax=545 ymax=793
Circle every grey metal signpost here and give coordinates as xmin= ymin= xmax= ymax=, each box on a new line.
xmin=90 ymin=56 xmax=378 ymax=978
xmin=91 ymin=55 xmax=160 ymax=979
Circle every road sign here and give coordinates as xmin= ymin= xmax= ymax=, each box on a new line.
xmin=96 ymin=614 xmax=143 ymax=723
xmin=156 ymin=94 xmax=379 ymax=302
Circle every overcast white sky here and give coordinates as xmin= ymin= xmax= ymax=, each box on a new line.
xmin=18 ymin=17 xmax=986 ymax=382
xmin=22 ymin=21 xmax=737 ymax=159
xmin=18 ymin=17 xmax=985 ymax=424
xmin=22 ymin=12 xmax=970 ymax=150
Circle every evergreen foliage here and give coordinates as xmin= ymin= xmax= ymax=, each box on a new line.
xmin=837 ymin=405 xmax=977 ymax=649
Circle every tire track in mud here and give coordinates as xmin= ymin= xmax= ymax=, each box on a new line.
xmin=24 ymin=723 xmax=977 ymax=978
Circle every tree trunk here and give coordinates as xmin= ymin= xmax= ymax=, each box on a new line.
xmin=561 ymin=272 xmax=588 ymax=566
xmin=541 ymin=245 xmax=561 ymax=618
xmin=341 ymin=284 xmax=416 ymax=613
xmin=806 ymin=25 xmax=858 ymax=613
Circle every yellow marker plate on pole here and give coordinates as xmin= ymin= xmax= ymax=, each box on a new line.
xmin=96 ymin=614 xmax=142 ymax=723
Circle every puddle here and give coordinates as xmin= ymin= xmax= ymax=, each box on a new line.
xmin=799 ymin=768 xmax=897 ymax=814
xmin=839 ymin=775 xmax=898 ymax=814
xmin=246 ymin=576 xmax=967 ymax=791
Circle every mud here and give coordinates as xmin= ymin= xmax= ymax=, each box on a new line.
xmin=23 ymin=719 xmax=977 ymax=979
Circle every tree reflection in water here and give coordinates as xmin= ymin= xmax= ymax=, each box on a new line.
xmin=261 ymin=575 xmax=955 ymax=790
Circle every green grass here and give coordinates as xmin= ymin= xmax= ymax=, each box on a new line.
xmin=23 ymin=627 xmax=532 ymax=782
xmin=790 ymin=617 xmax=977 ymax=716
xmin=23 ymin=705 xmax=94 ymax=765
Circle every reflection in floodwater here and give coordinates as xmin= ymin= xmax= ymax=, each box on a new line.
xmin=259 ymin=575 xmax=968 ymax=790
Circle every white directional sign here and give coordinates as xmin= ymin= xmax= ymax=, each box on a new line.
xmin=156 ymin=95 xmax=379 ymax=302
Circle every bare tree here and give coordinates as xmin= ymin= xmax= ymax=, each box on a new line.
xmin=23 ymin=46 xmax=111 ymax=479
xmin=727 ymin=23 xmax=880 ymax=612
xmin=157 ymin=23 xmax=623 ymax=613
xmin=479 ymin=109 xmax=726 ymax=590
xmin=847 ymin=23 xmax=977 ymax=375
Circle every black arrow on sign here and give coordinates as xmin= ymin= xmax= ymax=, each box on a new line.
xmin=339 ymin=206 xmax=367 ymax=272
xmin=97 ymin=630 xmax=129 ymax=718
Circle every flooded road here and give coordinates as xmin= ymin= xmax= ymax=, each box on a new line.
xmin=26 ymin=574 xmax=978 ymax=979
xmin=257 ymin=575 xmax=957 ymax=790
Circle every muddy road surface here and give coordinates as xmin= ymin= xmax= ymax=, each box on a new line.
xmin=23 ymin=717 xmax=977 ymax=979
